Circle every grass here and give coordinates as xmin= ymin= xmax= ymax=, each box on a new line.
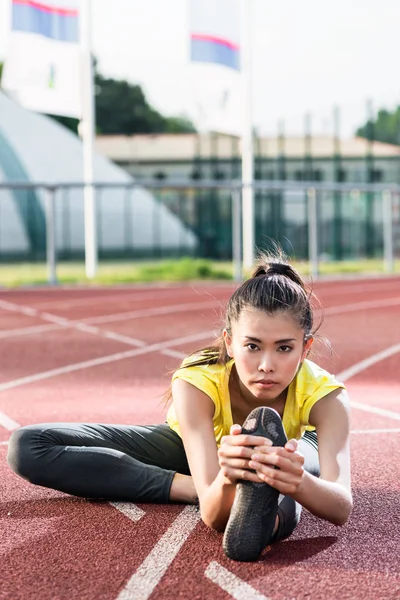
xmin=0 ymin=257 xmax=399 ymax=288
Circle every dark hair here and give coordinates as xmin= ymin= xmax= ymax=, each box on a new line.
xmin=163 ymin=250 xmax=318 ymax=404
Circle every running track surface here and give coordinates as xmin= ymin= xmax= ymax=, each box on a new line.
xmin=0 ymin=278 xmax=399 ymax=600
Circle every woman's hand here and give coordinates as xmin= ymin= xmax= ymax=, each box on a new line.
xmin=248 ymin=439 xmax=305 ymax=496
xmin=218 ymin=424 xmax=274 ymax=484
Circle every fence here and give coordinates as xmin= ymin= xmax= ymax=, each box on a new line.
xmin=0 ymin=180 xmax=399 ymax=283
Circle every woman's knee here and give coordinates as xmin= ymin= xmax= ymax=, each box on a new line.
xmin=7 ymin=425 xmax=44 ymax=482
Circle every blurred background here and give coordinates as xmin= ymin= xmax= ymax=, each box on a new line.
xmin=0 ymin=0 xmax=400 ymax=286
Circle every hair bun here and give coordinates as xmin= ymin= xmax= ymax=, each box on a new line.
xmin=266 ymin=263 xmax=292 ymax=277
xmin=253 ymin=265 xmax=267 ymax=277
xmin=252 ymin=259 xmax=306 ymax=290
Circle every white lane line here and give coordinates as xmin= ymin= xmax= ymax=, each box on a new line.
xmin=317 ymin=280 xmax=400 ymax=297
xmin=0 ymin=300 xmax=148 ymax=348
xmin=325 ymin=296 xmax=400 ymax=316
xmin=337 ymin=342 xmax=400 ymax=382
xmin=32 ymin=289 xmax=188 ymax=310
xmin=84 ymin=301 xmax=218 ymax=325
xmin=0 ymin=323 xmax=61 ymax=339
xmin=336 ymin=343 xmax=400 ymax=421
xmin=350 ymin=401 xmax=400 ymax=421
xmin=0 ymin=411 xmax=20 ymax=430
xmin=109 ymin=502 xmax=146 ymax=522
xmin=205 ymin=561 xmax=269 ymax=600
xmin=161 ymin=348 xmax=186 ymax=359
xmin=116 ymin=505 xmax=200 ymax=600
xmin=0 ymin=330 xmax=215 ymax=394
xmin=0 ymin=300 xmax=217 ymax=347
xmin=351 ymin=428 xmax=400 ymax=434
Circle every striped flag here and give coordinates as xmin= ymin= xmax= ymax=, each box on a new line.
xmin=2 ymin=0 xmax=82 ymax=118
xmin=189 ymin=0 xmax=242 ymax=135
xmin=190 ymin=0 xmax=240 ymax=71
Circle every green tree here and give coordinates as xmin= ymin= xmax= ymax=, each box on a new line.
xmin=95 ymin=73 xmax=196 ymax=134
xmin=0 ymin=61 xmax=3 ymax=84
xmin=356 ymin=106 xmax=400 ymax=146
xmin=95 ymin=72 xmax=165 ymax=134
xmin=164 ymin=115 xmax=196 ymax=134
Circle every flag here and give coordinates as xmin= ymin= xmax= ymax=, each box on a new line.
xmin=189 ymin=0 xmax=242 ymax=135
xmin=2 ymin=0 xmax=81 ymax=118
xmin=190 ymin=0 xmax=240 ymax=71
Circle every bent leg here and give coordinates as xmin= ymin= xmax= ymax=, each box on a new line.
xmin=7 ymin=422 xmax=189 ymax=503
xmin=274 ymin=430 xmax=320 ymax=542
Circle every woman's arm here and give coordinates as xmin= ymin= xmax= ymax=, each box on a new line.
xmin=172 ymin=378 xmax=267 ymax=530
xmin=293 ymin=388 xmax=353 ymax=524
xmin=248 ymin=388 xmax=353 ymax=525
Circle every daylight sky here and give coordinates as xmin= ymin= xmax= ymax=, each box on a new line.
xmin=0 ymin=0 xmax=399 ymax=137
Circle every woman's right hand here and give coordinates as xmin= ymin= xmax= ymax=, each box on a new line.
xmin=217 ymin=424 xmax=273 ymax=484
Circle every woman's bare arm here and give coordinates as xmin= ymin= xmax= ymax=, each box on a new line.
xmin=172 ymin=378 xmax=267 ymax=530
xmin=172 ymin=378 xmax=237 ymax=529
xmin=291 ymin=388 xmax=353 ymax=524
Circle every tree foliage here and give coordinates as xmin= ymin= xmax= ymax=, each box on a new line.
xmin=0 ymin=60 xmax=196 ymax=135
xmin=356 ymin=107 xmax=400 ymax=146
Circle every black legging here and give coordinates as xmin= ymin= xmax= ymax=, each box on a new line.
xmin=7 ymin=423 xmax=319 ymax=541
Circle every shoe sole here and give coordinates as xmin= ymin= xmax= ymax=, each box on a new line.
xmin=222 ymin=407 xmax=288 ymax=562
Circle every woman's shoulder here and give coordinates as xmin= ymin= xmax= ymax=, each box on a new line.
xmin=172 ymin=356 xmax=233 ymax=389
xmin=295 ymin=359 xmax=345 ymax=393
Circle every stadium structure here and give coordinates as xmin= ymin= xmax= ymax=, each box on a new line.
xmin=0 ymin=91 xmax=196 ymax=260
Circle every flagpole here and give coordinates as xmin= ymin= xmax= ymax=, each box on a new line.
xmin=241 ymin=0 xmax=254 ymax=271
xmin=79 ymin=0 xmax=97 ymax=279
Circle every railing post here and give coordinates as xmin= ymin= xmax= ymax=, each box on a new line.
xmin=382 ymin=190 xmax=394 ymax=273
xmin=307 ymin=187 xmax=319 ymax=279
xmin=231 ymin=186 xmax=242 ymax=282
xmin=45 ymin=186 xmax=57 ymax=285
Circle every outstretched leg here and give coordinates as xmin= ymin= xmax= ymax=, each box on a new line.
xmin=7 ymin=422 xmax=191 ymax=503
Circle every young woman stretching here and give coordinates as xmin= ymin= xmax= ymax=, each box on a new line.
xmin=7 ymin=255 xmax=352 ymax=562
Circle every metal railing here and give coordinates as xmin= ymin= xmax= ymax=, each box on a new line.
xmin=0 ymin=179 xmax=399 ymax=284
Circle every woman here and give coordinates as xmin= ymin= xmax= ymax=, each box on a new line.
xmin=7 ymin=253 xmax=352 ymax=561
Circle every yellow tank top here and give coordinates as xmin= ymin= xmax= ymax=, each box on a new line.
xmin=166 ymin=358 xmax=345 ymax=444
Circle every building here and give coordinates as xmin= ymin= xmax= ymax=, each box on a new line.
xmin=95 ymin=133 xmax=400 ymax=184
xmin=95 ymin=133 xmax=400 ymax=261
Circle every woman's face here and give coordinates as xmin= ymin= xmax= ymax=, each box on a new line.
xmin=224 ymin=308 xmax=312 ymax=404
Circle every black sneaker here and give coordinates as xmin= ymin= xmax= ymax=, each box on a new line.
xmin=222 ymin=406 xmax=288 ymax=562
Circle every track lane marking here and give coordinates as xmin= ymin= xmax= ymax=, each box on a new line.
xmin=109 ymin=502 xmax=146 ymax=522
xmin=0 ymin=330 xmax=215 ymax=394
xmin=351 ymin=428 xmax=400 ymax=434
xmin=205 ymin=561 xmax=269 ymax=600
xmin=324 ymin=296 xmax=400 ymax=316
xmin=31 ymin=288 xmax=218 ymax=310
xmin=349 ymin=401 xmax=400 ymax=421
xmin=0 ymin=411 xmax=20 ymax=431
xmin=0 ymin=300 xmax=218 ymax=343
xmin=337 ymin=342 xmax=400 ymax=382
xmin=116 ymin=505 xmax=200 ymax=600
xmin=83 ymin=301 xmax=218 ymax=324
xmin=0 ymin=323 xmax=61 ymax=339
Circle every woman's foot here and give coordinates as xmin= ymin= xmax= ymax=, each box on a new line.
xmin=222 ymin=407 xmax=287 ymax=562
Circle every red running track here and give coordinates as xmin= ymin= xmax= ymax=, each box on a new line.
xmin=0 ymin=279 xmax=400 ymax=600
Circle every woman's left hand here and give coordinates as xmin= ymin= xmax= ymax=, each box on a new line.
xmin=248 ymin=439 xmax=305 ymax=496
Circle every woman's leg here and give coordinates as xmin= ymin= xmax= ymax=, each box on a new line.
xmin=273 ymin=430 xmax=320 ymax=542
xmin=7 ymin=422 xmax=190 ymax=503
